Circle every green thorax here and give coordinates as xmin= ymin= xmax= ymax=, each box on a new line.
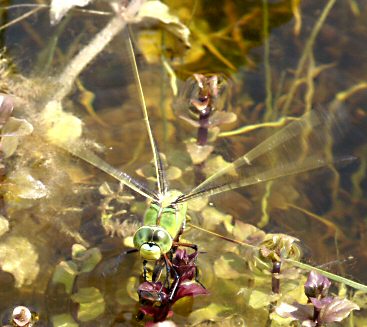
xmin=143 ymin=190 xmax=187 ymax=239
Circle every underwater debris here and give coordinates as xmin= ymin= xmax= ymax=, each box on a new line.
xmin=2 ymin=305 xmax=39 ymax=327
xmin=50 ymin=0 xmax=93 ymax=25
xmin=0 ymin=95 xmax=14 ymax=128
xmin=0 ymin=215 xmax=9 ymax=237
xmin=0 ymin=237 xmax=39 ymax=288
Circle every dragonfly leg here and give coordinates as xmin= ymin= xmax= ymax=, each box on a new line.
xmin=152 ymin=257 xmax=166 ymax=283
xmin=153 ymin=256 xmax=170 ymax=302
xmin=162 ymin=253 xmax=179 ymax=302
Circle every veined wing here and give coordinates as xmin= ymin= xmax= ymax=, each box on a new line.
xmin=125 ymin=33 xmax=168 ymax=198
xmin=49 ymin=32 xmax=167 ymax=203
xmin=177 ymin=108 xmax=350 ymax=203
xmin=59 ymin=141 xmax=159 ymax=202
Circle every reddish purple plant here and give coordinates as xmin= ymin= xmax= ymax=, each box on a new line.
xmin=137 ymin=249 xmax=208 ymax=324
xmin=276 ymin=271 xmax=359 ymax=326
xmin=304 ymin=270 xmax=332 ymax=300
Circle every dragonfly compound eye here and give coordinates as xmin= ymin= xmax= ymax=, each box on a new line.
xmin=133 ymin=226 xmax=153 ymax=249
xmin=133 ymin=227 xmax=172 ymax=260
xmin=152 ymin=228 xmax=172 ymax=254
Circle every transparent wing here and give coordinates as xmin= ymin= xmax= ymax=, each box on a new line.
xmin=177 ymin=107 xmax=350 ymax=203
xmin=125 ymin=32 xmax=168 ymax=197
xmin=59 ymin=141 xmax=159 ymax=202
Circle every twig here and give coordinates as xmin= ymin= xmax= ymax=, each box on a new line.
xmin=52 ymin=0 xmax=143 ymax=102
xmin=0 ymin=6 xmax=44 ymax=31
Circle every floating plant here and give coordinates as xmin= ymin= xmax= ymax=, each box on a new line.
xmin=0 ymin=1 xmax=366 ymax=326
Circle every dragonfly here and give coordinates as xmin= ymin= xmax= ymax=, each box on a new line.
xmin=55 ymin=35 xmax=351 ymax=301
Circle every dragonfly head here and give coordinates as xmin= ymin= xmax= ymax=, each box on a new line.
xmin=133 ymin=226 xmax=173 ymax=261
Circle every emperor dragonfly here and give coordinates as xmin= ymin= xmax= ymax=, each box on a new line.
xmin=55 ymin=36 xmax=353 ymax=299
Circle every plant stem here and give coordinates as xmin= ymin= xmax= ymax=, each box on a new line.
xmin=53 ymin=0 xmax=143 ymax=103
xmin=314 ymin=306 xmax=321 ymax=326
xmin=285 ymin=258 xmax=367 ymax=292
xmin=271 ymin=260 xmax=281 ymax=293
xmin=262 ymin=0 xmax=273 ymax=121
xmin=282 ymin=0 xmax=336 ymax=115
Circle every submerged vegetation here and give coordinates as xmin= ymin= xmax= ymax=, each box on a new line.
xmin=0 ymin=0 xmax=366 ymax=326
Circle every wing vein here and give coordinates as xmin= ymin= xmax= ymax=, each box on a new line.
xmin=59 ymin=142 xmax=159 ymax=201
xmin=126 ymin=35 xmax=168 ymax=197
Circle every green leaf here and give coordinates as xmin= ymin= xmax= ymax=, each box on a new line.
xmin=71 ymin=287 xmax=105 ymax=322
xmin=201 ymin=206 xmax=233 ymax=231
xmin=214 ymin=254 xmax=244 ymax=279
xmin=51 ymin=313 xmax=78 ymax=327
xmin=51 ymin=260 xmax=78 ymax=294
xmin=71 ymin=244 xmax=102 ymax=273
xmin=187 ymin=303 xmax=231 ymax=325
xmin=202 ymin=155 xmax=237 ymax=178
xmin=249 ymin=290 xmax=272 ymax=309
xmin=186 ymin=142 xmax=214 ymax=165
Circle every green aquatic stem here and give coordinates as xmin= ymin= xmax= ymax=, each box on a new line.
xmin=218 ymin=116 xmax=297 ymax=137
xmin=262 ymin=0 xmax=273 ymax=121
xmin=285 ymin=258 xmax=367 ymax=292
xmin=281 ymin=0 xmax=336 ymax=115
xmin=351 ymin=144 xmax=367 ymax=200
xmin=258 ymin=180 xmax=273 ymax=228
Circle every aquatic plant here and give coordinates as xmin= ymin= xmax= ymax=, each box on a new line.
xmin=0 ymin=1 xmax=366 ymax=326
xmin=275 ymin=271 xmax=359 ymax=326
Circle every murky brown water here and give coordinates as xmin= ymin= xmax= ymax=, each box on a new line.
xmin=0 ymin=1 xmax=366 ymax=326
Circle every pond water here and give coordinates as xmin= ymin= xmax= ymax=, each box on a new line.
xmin=0 ymin=1 xmax=366 ymax=326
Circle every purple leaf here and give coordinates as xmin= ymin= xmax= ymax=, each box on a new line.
xmin=138 ymin=282 xmax=172 ymax=322
xmin=138 ymin=282 xmax=169 ymax=304
xmin=310 ymin=297 xmax=333 ymax=310
xmin=0 ymin=94 xmax=14 ymax=127
xmin=275 ymin=302 xmax=313 ymax=322
xmin=304 ymin=271 xmax=331 ymax=299
xmin=319 ymin=297 xmax=359 ymax=323
xmin=139 ymin=304 xmax=173 ymax=323
xmin=174 ymin=281 xmax=208 ymax=303
xmin=172 ymin=249 xmax=198 ymax=281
